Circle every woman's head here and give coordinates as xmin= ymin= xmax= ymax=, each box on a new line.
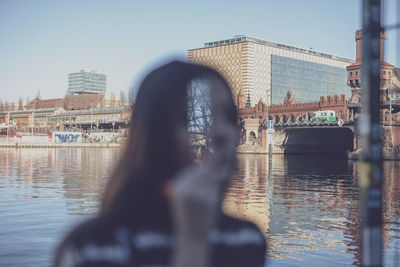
xmin=101 ymin=61 xmax=238 ymax=214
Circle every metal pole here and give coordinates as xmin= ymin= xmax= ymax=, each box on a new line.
xmin=359 ymin=1 xmax=383 ymax=266
xmin=267 ymin=90 xmax=273 ymax=157
xmin=31 ymin=112 xmax=34 ymax=136
xmin=90 ymin=104 xmax=93 ymax=132
xmin=6 ymin=112 xmax=9 ymax=142
xmin=397 ymin=0 xmax=400 ymax=68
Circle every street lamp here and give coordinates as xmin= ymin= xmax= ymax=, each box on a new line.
xmin=90 ymin=103 xmax=94 ymax=132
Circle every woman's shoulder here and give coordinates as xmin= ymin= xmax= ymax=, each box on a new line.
xmin=216 ymin=213 xmax=266 ymax=246
xmin=54 ymin=215 xmax=133 ymax=267
xmin=211 ymin=214 xmax=266 ymax=267
xmin=61 ymin=216 xmax=115 ymax=244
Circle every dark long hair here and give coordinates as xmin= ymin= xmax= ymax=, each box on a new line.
xmin=101 ymin=61 xmax=237 ymax=223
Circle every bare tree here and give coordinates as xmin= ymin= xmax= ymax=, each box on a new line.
xmin=128 ymin=86 xmax=136 ymax=104
xmin=187 ymin=78 xmax=213 ymax=153
xmin=100 ymin=96 xmax=106 ymax=108
xmin=18 ymin=97 xmax=24 ymax=110
xmin=0 ymin=100 xmax=3 ymax=111
xmin=26 ymin=97 xmax=31 ymax=110
xmin=110 ymin=93 xmax=116 ymax=107
xmin=120 ymin=91 xmax=126 ymax=107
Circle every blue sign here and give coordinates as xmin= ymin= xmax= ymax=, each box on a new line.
xmin=267 ymin=120 xmax=274 ymax=129
xmin=55 ymin=134 xmax=80 ymax=143
xmin=52 ymin=131 xmax=82 ymax=143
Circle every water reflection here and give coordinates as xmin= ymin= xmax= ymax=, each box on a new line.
xmin=224 ymin=154 xmax=400 ymax=266
xmin=0 ymin=148 xmax=119 ymax=215
xmin=0 ymin=149 xmax=399 ymax=267
xmin=0 ymin=148 xmax=120 ymax=267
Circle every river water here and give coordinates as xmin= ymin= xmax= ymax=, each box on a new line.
xmin=0 ymin=148 xmax=399 ymax=266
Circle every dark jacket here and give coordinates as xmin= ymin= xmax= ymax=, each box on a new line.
xmin=55 ymin=209 xmax=266 ymax=267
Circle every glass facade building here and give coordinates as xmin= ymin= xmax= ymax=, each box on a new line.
xmin=271 ymin=55 xmax=348 ymax=104
xmin=68 ymin=70 xmax=106 ymax=94
xmin=189 ymin=35 xmax=353 ymax=106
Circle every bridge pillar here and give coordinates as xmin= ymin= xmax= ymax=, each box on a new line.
xmin=350 ymin=123 xmax=400 ymax=159
xmin=237 ymin=118 xmax=268 ymax=153
xmin=391 ymin=125 xmax=400 ymax=149
xmin=353 ymin=120 xmax=359 ymax=151
xmin=261 ymin=129 xmax=267 ymax=150
xmin=243 ymin=118 xmax=260 ymax=145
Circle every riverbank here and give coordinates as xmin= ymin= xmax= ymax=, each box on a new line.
xmin=0 ymin=142 xmax=121 ymax=148
xmin=348 ymin=149 xmax=400 ymax=160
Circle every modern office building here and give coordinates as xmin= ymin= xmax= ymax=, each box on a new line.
xmin=188 ymin=35 xmax=354 ymax=105
xmin=68 ymin=70 xmax=106 ymax=94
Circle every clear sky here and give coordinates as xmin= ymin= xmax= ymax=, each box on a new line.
xmin=0 ymin=0 xmax=398 ymax=102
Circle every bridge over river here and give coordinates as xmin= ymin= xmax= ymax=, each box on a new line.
xmin=238 ymin=117 xmax=400 ymax=158
xmin=272 ymin=121 xmax=355 ymax=155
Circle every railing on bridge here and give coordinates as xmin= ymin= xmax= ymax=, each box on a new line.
xmin=273 ymin=119 xmax=351 ymax=128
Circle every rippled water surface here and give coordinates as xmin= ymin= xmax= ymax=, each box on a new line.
xmin=0 ymin=149 xmax=399 ymax=266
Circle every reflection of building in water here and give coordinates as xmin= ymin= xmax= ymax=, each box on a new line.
xmin=382 ymin=161 xmax=400 ymax=252
xmin=0 ymin=148 xmax=121 ymax=215
xmin=0 ymin=149 xmax=62 ymax=195
xmin=267 ymin=155 xmax=358 ymax=261
xmin=223 ymin=154 xmax=272 ymax=239
xmin=58 ymin=148 xmax=121 ymax=215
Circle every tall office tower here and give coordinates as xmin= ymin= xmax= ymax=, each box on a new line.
xmin=68 ymin=70 xmax=106 ymax=94
xmin=188 ymin=35 xmax=354 ymax=106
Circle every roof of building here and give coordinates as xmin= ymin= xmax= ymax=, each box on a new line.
xmin=0 ymin=107 xmax=64 ymax=116
xmin=69 ymin=70 xmax=105 ymax=75
xmin=64 ymin=93 xmax=104 ymax=110
xmin=189 ymin=35 xmax=354 ymax=64
xmin=27 ymin=98 xmax=64 ymax=109
xmin=347 ymin=60 xmax=394 ymax=69
xmin=50 ymin=106 xmax=130 ymax=117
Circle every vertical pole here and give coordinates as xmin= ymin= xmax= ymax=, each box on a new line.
xmin=31 ymin=112 xmax=34 ymax=136
xmin=90 ymin=104 xmax=93 ymax=132
xmin=6 ymin=113 xmax=9 ymax=143
xmin=266 ymin=90 xmax=269 ymax=155
xmin=359 ymin=0 xmax=383 ymax=266
xmin=397 ymin=0 xmax=400 ymax=68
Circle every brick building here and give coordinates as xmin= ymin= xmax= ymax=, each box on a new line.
xmin=238 ymin=91 xmax=349 ymax=124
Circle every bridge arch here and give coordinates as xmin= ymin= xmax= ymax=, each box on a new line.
xmin=274 ymin=127 xmax=355 ymax=154
xmin=282 ymin=115 xmax=288 ymax=123
xmin=290 ymin=114 xmax=296 ymax=123
xmin=275 ymin=115 xmax=280 ymax=123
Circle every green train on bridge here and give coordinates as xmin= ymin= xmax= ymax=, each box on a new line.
xmin=311 ymin=110 xmax=336 ymax=122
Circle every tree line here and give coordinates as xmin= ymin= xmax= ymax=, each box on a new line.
xmin=0 ymin=91 xmax=130 ymax=112
xmin=0 ymin=98 xmax=25 ymax=111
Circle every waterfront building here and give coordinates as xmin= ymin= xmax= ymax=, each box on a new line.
xmin=346 ymin=30 xmax=394 ymax=113
xmin=0 ymin=106 xmax=131 ymax=134
xmin=68 ymin=70 xmax=106 ymax=94
xmin=26 ymin=98 xmax=64 ymax=110
xmin=24 ymin=92 xmax=125 ymax=111
xmin=188 ymin=35 xmax=354 ymax=105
